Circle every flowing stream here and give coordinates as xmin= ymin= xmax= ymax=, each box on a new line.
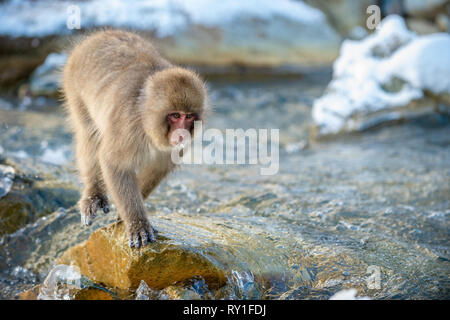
xmin=0 ymin=71 xmax=449 ymax=299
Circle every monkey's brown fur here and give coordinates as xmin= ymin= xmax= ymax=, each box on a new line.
xmin=63 ymin=30 xmax=208 ymax=248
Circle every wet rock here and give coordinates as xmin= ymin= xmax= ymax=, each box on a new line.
xmin=0 ymin=207 xmax=114 ymax=275
xmin=18 ymin=283 xmax=115 ymax=300
xmin=74 ymin=288 xmax=115 ymax=300
xmin=57 ymin=221 xmax=227 ymax=291
xmin=17 ymin=285 xmax=40 ymax=300
xmin=0 ymin=160 xmax=79 ymax=236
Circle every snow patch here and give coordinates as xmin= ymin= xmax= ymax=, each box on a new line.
xmin=0 ymin=0 xmax=326 ymax=37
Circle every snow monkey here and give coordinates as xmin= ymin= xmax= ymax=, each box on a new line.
xmin=63 ymin=30 xmax=208 ymax=248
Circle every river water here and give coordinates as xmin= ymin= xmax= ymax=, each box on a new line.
xmin=0 ymin=70 xmax=449 ymax=299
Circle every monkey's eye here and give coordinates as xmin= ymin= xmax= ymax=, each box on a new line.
xmin=186 ymin=114 xmax=193 ymax=119
xmin=170 ymin=113 xmax=181 ymax=119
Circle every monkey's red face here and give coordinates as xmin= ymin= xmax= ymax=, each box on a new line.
xmin=167 ymin=111 xmax=197 ymax=146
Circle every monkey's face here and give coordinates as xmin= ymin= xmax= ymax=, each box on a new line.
xmin=141 ymin=67 xmax=207 ymax=151
xmin=167 ymin=111 xmax=197 ymax=146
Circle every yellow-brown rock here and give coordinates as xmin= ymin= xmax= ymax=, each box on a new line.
xmin=17 ymin=285 xmax=40 ymax=300
xmin=57 ymin=222 xmax=226 ymax=291
xmin=74 ymin=289 xmax=115 ymax=300
xmin=17 ymin=285 xmax=115 ymax=300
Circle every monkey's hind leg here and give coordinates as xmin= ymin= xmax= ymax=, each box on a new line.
xmin=70 ymin=100 xmax=110 ymax=225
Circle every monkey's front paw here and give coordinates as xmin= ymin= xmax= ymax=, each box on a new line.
xmin=79 ymin=194 xmax=109 ymax=226
xmin=127 ymin=219 xmax=156 ymax=248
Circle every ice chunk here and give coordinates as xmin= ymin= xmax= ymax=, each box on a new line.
xmin=135 ymin=280 xmax=169 ymax=300
xmin=329 ymin=288 xmax=370 ymax=300
xmin=0 ymin=164 xmax=15 ymax=198
xmin=38 ymin=265 xmax=82 ymax=300
xmin=135 ymin=280 xmax=151 ymax=300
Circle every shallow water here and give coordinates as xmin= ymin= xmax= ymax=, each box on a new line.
xmin=0 ymin=71 xmax=449 ymax=299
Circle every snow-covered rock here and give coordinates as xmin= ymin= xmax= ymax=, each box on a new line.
xmin=0 ymin=0 xmax=341 ymax=67
xmin=312 ymin=15 xmax=450 ymax=136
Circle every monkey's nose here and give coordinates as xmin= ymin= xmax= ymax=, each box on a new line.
xmin=169 ymin=128 xmax=190 ymax=147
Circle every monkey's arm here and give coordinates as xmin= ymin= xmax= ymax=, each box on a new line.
xmin=138 ymin=165 xmax=171 ymax=199
xmin=99 ymin=156 xmax=156 ymax=248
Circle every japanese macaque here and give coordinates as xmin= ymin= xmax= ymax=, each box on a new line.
xmin=63 ymin=30 xmax=208 ymax=248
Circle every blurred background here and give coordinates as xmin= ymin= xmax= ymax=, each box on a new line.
xmin=0 ymin=0 xmax=449 ymax=300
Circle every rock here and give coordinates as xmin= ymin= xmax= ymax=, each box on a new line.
xmin=17 ymin=285 xmax=40 ymax=300
xmin=0 ymin=0 xmax=341 ymax=68
xmin=154 ymin=2 xmax=341 ymax=68
xmin=0 ymin=160 xmax=79 ymax=236
xmin=0 ymin=207 xmax=115 ymax=274
xmin=304 ymin=0 xmax=374 ymax=36
xmin=312 ymin=15 xmax=450 ymax=137
xmin=29 ymin=53 xmax=66 ymax=97
xmin=18 ymin=284 xmax=115 ymax=300
xmin=74 ymin=288 xmax=115 ymax=300
xmin=407 ymin=18 xmax=441 ymax=35
xmin=0 ymin=35 xmax=61 ymax=89
xmin=0 ymin=55 xmax=45 ymax=90
xmin=404 ymin=0 xmax=448 ymax=18
xmin=435 ymin=13 xmax=449 ymax=32
xmin=57 ymin=221 xmax=227 ymax=291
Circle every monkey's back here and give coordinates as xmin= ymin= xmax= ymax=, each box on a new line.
xmin=63 ymin=30 xmax=171 ymax=132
